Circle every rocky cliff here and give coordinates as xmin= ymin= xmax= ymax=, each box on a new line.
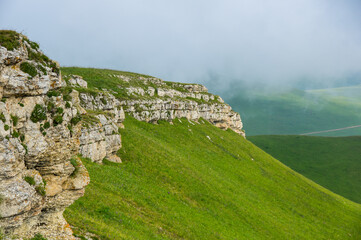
xmin=0 ymin=31 xmax=244 ymax=239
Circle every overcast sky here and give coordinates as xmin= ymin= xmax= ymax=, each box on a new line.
xmin=1 ymin=0 xmax=361 ymax=89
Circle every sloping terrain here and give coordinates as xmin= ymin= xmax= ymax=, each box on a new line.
xmin=249 ymin=135 xmax=361 ymax=204
xmin=65 ymin=117 xmax=361 ymax=240
xmin=223 ymin=87 xmax=361 ymax=136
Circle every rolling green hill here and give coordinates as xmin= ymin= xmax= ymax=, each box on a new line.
xmin=223 ymin=87 xmax=361 ymax=136
xmin=64 ymin=117 xmax=361 ymax=240
xmin=248 ymin=135 xmax=361 ymax=204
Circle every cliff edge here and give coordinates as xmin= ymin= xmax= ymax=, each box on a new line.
xmin=0 ymin=31 xmax=244 ymax=239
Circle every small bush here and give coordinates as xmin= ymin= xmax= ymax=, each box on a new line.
xmin=0 ymin=98 xmax=6 ymax=103
xmin=11 ymin=115 xmax=18 ymax=126
xmin=43 ymin=122 xmax=50 ymax=129
xmin=24 ymin=176 xmax=36 ymax=186
xmin=20 ymin=134 xmax=25 ymax=142
xmin=53 ymin=115 xmax=63 ymax=126
xmin=65 ymin=102 xmax=71 ymax=108
xmin=56 ymin=107 xmax=64 ymax=114
xmin=70 ymin=115 xmax=82 ymax=125
xmin=42 ymin=131 xmax=47 ymax=136
xmin=47 ymin=90 xmax=60 ymax=98
xmin=35 ymin=185 xmax=46 ymax=196
xmin=20 ymin=62 xmax=37 ymax=78
xmin=18 ymin=102 xmax=24 ymax=107
xmin=4 ymin=125 xmax=9 ymax=131
xmin=0 ymin=112 xmax=5 ymax=122
xmin=63 ymin=94 xmax=72 ymax=102
xmin=47 ymin=101 xmax=55 ymax=112
xmin=11 ymin=130 xmax=20 ymax=138
xmin=30 ymin=104 xmax=47 ymax=123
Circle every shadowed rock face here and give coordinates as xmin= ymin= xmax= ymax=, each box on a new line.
xmin=0 ymin=32 xmax=89 ymax=239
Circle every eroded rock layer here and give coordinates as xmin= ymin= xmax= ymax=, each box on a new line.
xmin=0 ymin=33 xmax=89 ymax=239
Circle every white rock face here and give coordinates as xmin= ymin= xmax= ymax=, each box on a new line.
xmin=78 ymin=76 xmax=245 ymax=136
xmin=0 ymin=41 xmax=62 ymax=98
xmin=0 ymin=35 xmax=89 ymax=240
xmin=79 ymin=114 xmax=123 ymax=163
xmin=68 ymin=75 xmax=88 ymax=88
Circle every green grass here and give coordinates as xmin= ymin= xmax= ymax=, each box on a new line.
xmin=248 ymin=135 xmax=361 ymax=204
xmin=64 ymin=117 xmax=361 ymax=240
xmin=224 ymin=87 xmax=361 ymax=136
xmin=20 ymin=62 xmax=38 ymax=78
xmin=60 ymin=67 xmax=221 ymax=103
xmin=0 ymin=30 xmax=20 ymax=50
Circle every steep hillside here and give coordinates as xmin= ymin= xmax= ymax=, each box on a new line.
xmin=249 ymin=135 xmax=361 ymax=203
xmin=223 ymin=87 xmax=361 ymax=136
xmin=65 ymin=117 xmax=361 ymax=240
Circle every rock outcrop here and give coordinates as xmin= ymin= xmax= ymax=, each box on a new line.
xmin=0 ymin=32 xmax=89 ymax=239
xmin=77 ymin=77 xmax=244 ymax=136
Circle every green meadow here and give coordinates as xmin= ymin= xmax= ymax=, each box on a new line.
xmin=65 ymin=117 xmax=361 ymax=240
xmin=249 ymin=135 xmax=361 ymax=204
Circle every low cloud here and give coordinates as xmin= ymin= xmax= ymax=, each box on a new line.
xmin=1 ymin=0 xmax=361 ymax=90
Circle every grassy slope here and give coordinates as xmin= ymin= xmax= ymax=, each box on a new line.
xmin=224 ymin=88 xmax=361 ymax=136
xmin=64 ymin=117 xmax=361 ymax=240
xmin=248 ymin=135 xmax=361 ymax=204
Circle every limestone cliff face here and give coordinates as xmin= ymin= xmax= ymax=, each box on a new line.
xmin=0 ymin=33 xmax=89 ymax=239
xmin=0 ymin=31 xmax=244 ymax=239
xmin=77 ymin=76 xmax=245 ymax=137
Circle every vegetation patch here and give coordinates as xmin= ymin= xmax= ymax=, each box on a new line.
xmin=21 ymin=143 xmax=28 ymax=154
xmin=11 ymin=130 xmax=20 ymax=138
xmin=24 ymin=176 xmax=36 ymax=186
xmin=29 ymin=233 xmax=47 ymax=240
xmin=10 ymin=115 xmax=18 ymax=126
xmin=70 ymin=115 xmax=82 ymax=125
xmin=52 ymin=114 xmax=63 ymax=126
xmin=0 ymin=112 xmax=5 ymax=122
xmin=47 ymin=90 xmax=60 ymax=98
xmin=37 ymin=64 xmax=47 ymax=75
xmin=23 ymin=38 xmax=40 ymax=50
xmin=35 ymin=185 xmax=46 ymax=196
xmin=70 ymin=158 xmax=80 ymax=177
xmin=43 ymin=122 xmax=50 ymax=129
xmin=20 ymin=62 xmax=38 ymax=78
xmin=56 ymin=107 xmax=64 ymax=114
xmin=30 ymin=104 xmax=47 ymax=123
xmin=0 ymin=30 xmax=20 ymax=51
